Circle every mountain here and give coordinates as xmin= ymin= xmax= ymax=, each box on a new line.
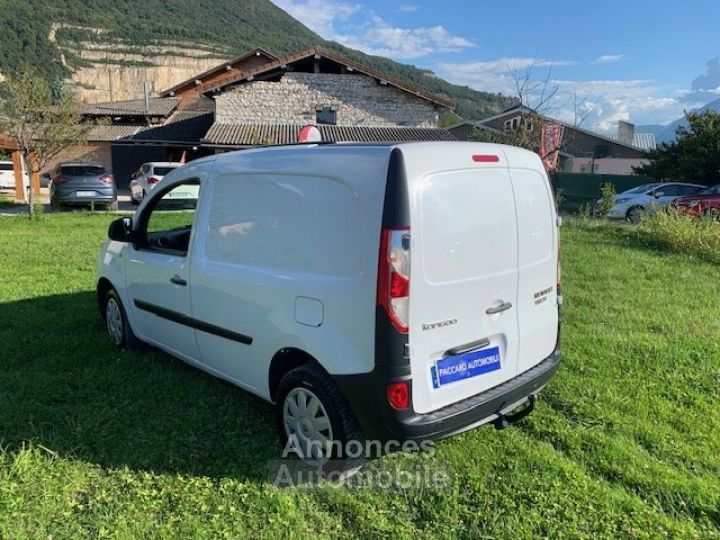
xmin=0 ymin=0 xmax=513 ymax=120
xmin=638 ymin=97 xmax=720 ymax=144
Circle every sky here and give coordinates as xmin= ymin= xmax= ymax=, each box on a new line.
xmin=271 ymin=0 xmax=720 ymax=133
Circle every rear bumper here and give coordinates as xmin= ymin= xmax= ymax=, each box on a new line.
xmin=334 ymin=349 xmax=561 ymax=443
xmin=52 ymin=186 xmax=116 ymax=205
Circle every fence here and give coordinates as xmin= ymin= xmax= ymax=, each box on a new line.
xmin=551 ymin=173 xmax=656 ymax=212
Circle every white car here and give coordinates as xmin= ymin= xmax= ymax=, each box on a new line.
xmin=605 ymin=182 xmax=704 ymax=223
xmin=97 ymin=142 xmax=561 ymax=469
xmin=0 ymin=161 xmax=30 ymax=189
xmin=129 ymin=162 xmax=181 ymax=204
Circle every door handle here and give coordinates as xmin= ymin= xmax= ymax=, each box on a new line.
xmin=486 ymin=301 xmax=512 ymax=315
xmin=170 ymin=275 xmax=187 ymax=286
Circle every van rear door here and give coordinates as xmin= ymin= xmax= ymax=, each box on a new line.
xmin=508 ymin=162 xmax=559 ymax=374
xmin=402 ymin=144 xmax=521 ymax=414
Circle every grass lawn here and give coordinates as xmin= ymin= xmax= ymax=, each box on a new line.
xmin=0 ymin=213 xmax=718 ymax=538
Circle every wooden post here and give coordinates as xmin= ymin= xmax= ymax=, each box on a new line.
xmin=11 ymin=150 xmax=25 ymax=203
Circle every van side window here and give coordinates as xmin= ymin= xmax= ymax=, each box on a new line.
xmin=205 ymin=173 xmax=363 ymax=277
xmin=139 ymin=180 xmax=201 ymax=255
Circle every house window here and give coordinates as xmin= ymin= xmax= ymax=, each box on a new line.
xmin=316 ymin=106 xmax=337 ymax=125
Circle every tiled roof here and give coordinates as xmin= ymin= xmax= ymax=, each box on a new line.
xmin=201 ymin=46 xmax=454 ymax=109
xmin=84 ymin=98 xmax=180 ymax=117
xmin=202 ymin=123 xmax=457 ymax=146
xmin=87 ymin=125 xmax=147 ymax=141
xmin=87 ymin=111 xmax=213 ymax=144
xmin=130 ymin=112 xmax=214 ymax=143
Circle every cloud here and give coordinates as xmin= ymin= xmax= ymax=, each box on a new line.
xmin=683 ymin=57 xmax=720 ymax=102
xmin=341 ymin=15 xmax=475 ymax=58
xmin=592 ymin=54 xmax=625 ymax=65
xmin=397 ymin=4 xmax=419 ymax=12
xmin=438 ymin=57 xmax=576 ymax=94
xmin=272 ymin=0 xmax=361 ymax=39
xmin=438 ymin=58 xmax=686 ymax=130
xmin=271 ymin=0 xmax=473 ymax=59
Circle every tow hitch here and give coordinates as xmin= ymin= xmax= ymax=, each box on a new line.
xmin=493 ymin=394 xmax=536 ymax=430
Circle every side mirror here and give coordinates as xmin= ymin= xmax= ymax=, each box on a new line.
xmin=654 ymin=191 xmax=664 ymax=198
xmin=108 ymin=217 xmax=134 ymax=242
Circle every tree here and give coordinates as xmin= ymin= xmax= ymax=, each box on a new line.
xmin=0 ymin=66 xmax=91 ymax=216
xmin=471 ymin=60 xmax=595 ymax=170
xmin=633 ymin=110 xmax=720 ymax=185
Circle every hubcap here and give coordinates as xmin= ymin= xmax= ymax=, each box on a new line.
xmin=283 ymin=387 xmax=333 ymax=465
xmin=106 ymin=298 xmax=123 ymax=346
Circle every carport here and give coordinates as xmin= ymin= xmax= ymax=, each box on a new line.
xmin=0 ymin=132 xmax=40 ymax=203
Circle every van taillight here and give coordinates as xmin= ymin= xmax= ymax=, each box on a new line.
xmin=387 ymin=381 xmax=409 ymax=410
xmin=377 ymin=228 xmax=410 ymax=333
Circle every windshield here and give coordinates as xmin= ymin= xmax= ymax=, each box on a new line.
xmin=695 ymin=185 xmax=720 ymax=196
xmin=61 ymin=165 xmax=105 ymax=176
xmin=621 ymin=183 xmax=661 ymax=195
xmin=154 ymin=166 xmax=178 ymax=176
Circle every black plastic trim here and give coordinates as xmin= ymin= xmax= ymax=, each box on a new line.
xmin=333 ymin=349 xmax=561 ymax=442
xmin=133 ymin=299 xmax=253 ymax=345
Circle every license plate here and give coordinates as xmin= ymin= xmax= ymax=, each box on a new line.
xmin=431 ymin=346 xmax=501 ymax=389
xmin=76 ymin=191 xmax=97 ymax=197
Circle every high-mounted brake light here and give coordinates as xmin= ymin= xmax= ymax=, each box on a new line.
xmin=377 ymin=228 xmax=410 ymax=333
xmin=472 ymin=154 xmax=499 ymax=163
xmin=387 ymin=381 xmax=409 ymax=410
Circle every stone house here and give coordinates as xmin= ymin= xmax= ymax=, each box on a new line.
xmin=61 ymin=46 xmax=455 ymax=188
xmin=198 ymin=47 xmax=455 ymax=148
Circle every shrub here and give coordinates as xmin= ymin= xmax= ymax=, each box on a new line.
xmin=637 ymin=208 xmax=720 ymax=264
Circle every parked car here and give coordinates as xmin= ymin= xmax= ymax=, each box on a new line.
xmin=604 ymin=182 xmax=704 ymax=223
xmin=673 ymin=184 xmax=720 ymax=219
xmin=129 ymin=162 xmax=181 ymax=204
xmin=50 ymin=162 xmax=117 ymax=210
xmin=0 ymin=160 xmax=30 ymax=189
xmin=97 ymin=142 xmax=561 ymax=469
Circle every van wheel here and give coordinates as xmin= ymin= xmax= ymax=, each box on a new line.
xmin=276 ymin=363 xmax=364 ymax=472
xmin=626 ymin=206 xmax=644 ymax=224
xmin=104 ymin=289 xmax=141 ymax=351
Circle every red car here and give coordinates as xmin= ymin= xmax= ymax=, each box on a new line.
xmin=674 ymin=184 xmax=720 ymax=218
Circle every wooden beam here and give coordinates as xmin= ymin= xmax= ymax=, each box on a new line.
xmin=11 ymin=150 xmax=25 ymax=203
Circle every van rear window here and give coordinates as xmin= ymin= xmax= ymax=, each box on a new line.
xmin=0 ymin=163 xmax=13 ymax=171
xmin=61 ymin=165 xmax=105 ymax=176
xmin=206 ymin=173 xmax=363 ymax=277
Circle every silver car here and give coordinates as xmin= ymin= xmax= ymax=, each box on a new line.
xmin=50 ymin=162 xmax=117 ymax=211
xmin=605 ymin=182 xmax=704 ymax=223
xmin=129 ymin=162 xmax=181 ymax=204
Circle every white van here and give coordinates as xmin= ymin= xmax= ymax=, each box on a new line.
xmin=96 ymin=142 xmax=561 ymax=465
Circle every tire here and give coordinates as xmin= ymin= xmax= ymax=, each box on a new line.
xmin=103 ymin=289 xmax=141 ymax=351
xmin=275 ymin=363 xmax=364 ymax=473
xmin=626 ymin=206 xmax=644 ymax=224
xmin=50 ymin=198 xmax=62 ymax=212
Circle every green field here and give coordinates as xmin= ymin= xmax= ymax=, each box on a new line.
xmin=0 ymin=214 xmax=718 ymax=538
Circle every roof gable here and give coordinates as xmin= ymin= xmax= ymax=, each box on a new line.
xmin=200 ymin=46 xmax=454 ymax=109
xmin=160 ymin=48 xmax=278 ymax=97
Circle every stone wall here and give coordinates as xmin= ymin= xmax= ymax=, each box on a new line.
xmin=215 ymin=72 xmax=438 ymax=128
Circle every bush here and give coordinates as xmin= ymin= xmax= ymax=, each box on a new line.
xmin=637 ymin=208 xmax=720 ymax=264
